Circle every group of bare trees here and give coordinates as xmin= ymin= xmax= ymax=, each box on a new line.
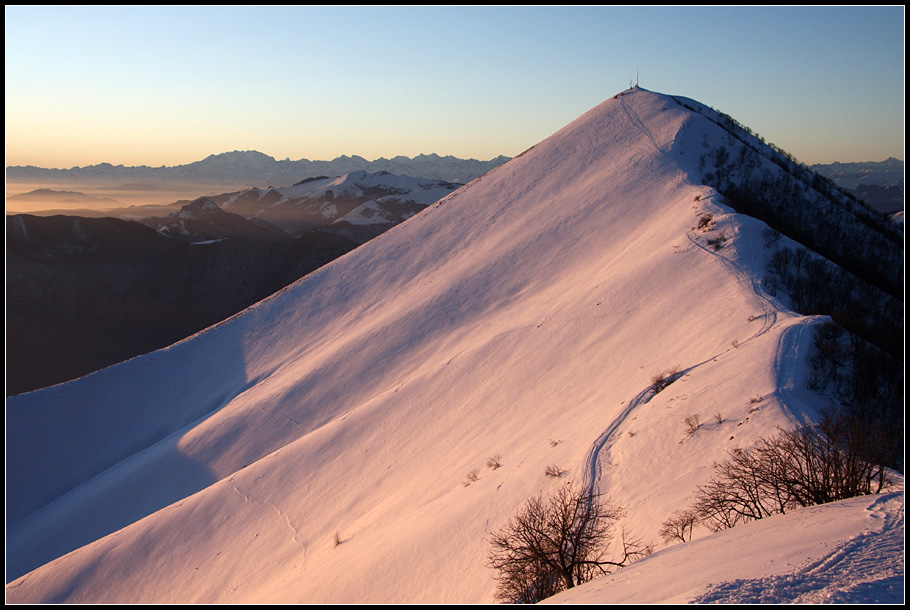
xmin=808 ymin=322 xmax=903 ymax=447
xmin=487 ymin=485 xmax=650 ymax=603
xmin=662 ymin=408 xmax=897 ymax=541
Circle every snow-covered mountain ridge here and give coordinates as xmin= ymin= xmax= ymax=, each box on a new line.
xmin=6 ymin=87 xmax=902 ymax=603
xmin=212 ymin=170 xmax=461 ymax=238
xmin=137 ymin=197 xmax=290 ymax=241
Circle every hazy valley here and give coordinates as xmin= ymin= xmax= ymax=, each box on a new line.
xmin=6 ymin=171 xmax=464 ymax=396
xmin=5 ymin=151 xmax=510 ymax=212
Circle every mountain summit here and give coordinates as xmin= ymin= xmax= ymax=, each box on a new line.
xmin=6 ymin=88 xmax=901 ymax=603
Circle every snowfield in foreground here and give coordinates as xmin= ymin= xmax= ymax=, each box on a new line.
xmin=6 ymin=87 xmax=904 ymax=603
xmin=546 ymin=491 xmax=904 ymax=604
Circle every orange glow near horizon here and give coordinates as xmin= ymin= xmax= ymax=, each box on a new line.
xmin=5 ymin=6 xmax=904 ymax=170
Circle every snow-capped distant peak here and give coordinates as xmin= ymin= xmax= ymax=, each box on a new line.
xmin=180 ymin=197 xmax=223 ymax=215
xmin=215 ymin=170 xmax=461 ymax=236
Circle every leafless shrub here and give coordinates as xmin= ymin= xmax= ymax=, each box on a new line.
xmin=659 ymin=508 xmax=699 ymax=544
xmin=333 ymin=531 xmax=343 ymax=548
xmin=487 ymin=485 xmax=650 ymax=603
xmin=684 ymin=414 xmax=701 ymax=435
xmin=706 ymin=232 xmax=728 ymax=250
xmin=713 ymin=412 xmax=724 ymax=425
xmin=548 ymin=439 xmax=560 ymax=448
xmin=463 ymin=469 xmax=480 ymax=486
xmin=697 ymin=214 xmax=714 ymax=230
xmin=545 ymin=464 xmax=565 ymax=479
xmin=651 ymin=365 xmax=681 ymax=394
xmin=487 ymin=454 xmax=503 ymax=470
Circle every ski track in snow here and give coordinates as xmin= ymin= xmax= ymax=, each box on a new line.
xmin=577 ymin=208 xmax=884 ymax=602
xmin=580 ymin=385 xmax=655 ymax=498
xmin=692 ymin=493 xmax=905 ymax=604
xmin=684 ymin=213 xmax=779 ymax=340
xmin=771 ymin=315 xmax=824 ymax=425
xmin=685 ymin=220 xmax=826 ymax=426
xmin=582 ymin=219 xmax=816 ymax=501
xmin=619 ymin=93 xmax=663 ymax=156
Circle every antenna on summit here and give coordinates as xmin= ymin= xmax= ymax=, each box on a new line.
xmin=636 ymin=70 xmax=639 ymax=88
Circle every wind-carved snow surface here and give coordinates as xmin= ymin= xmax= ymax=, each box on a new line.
xmin=6 ymin=88 xmax=903 ymax=604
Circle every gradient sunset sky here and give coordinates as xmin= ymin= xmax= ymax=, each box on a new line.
xmin=5 ymin=5 xmax=904 ymax=169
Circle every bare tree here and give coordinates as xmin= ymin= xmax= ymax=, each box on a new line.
xmin=690 ymin=439 xmax=795 ymax=532
xmin=776 ymin=408 xmax=896 ymax=505
xmin=659 ymin=508 xmax=699 ymax=544
xmin=487 ymin=484 xmax=650 ymax=603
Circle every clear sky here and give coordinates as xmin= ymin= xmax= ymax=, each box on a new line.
xmin=5 ymin=5 xmax=904 ymax=169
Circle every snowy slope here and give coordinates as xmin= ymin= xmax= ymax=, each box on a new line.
xmin=6 ymin=88 xmax=901 ymax=603
xmin=546 ymin=491 xmax=904 ymax=604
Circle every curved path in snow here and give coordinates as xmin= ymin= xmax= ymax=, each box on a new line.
xmin=579 ymin=384 xmax=657 ymax=500
xmin=685 ymin=223 xmax=779 ymax=340
xmin=771 ymin=314 xmax=825 ymax=425
xmin=580 ymin=219 xmax=823 ymax=502
xmin=618 ymin=93 xmax=664 ymax=155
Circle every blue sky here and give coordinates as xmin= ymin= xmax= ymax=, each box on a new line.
xmin=5 ymin=5 xmax=904 ymax=168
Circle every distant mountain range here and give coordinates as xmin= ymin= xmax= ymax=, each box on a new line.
xmin=5 ymin=188 xmax=124 ymax=208
xmin=810 ymin=157 xmax=903 ymax=188
xmin=6 ymin=150 xmax=512 ymax=187
xmin=810 ymin=157 xmax=904 ymax=215
xmin=9 ymin=152 xmax=900 ymax=215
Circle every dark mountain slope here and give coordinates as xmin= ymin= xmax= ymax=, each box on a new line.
xmin=6 ymin=214 xmax=358 ymax=395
